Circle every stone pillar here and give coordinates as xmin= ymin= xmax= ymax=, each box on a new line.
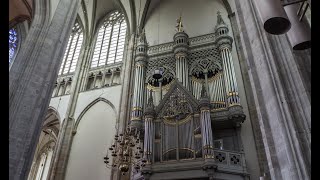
xmin=173 ymin=31 xmax=190 ymax=90
xmin=9 ymin=0 xmax=80 ymax=179
xmin=54 ymin=81 xmax=60 ymax=97
xmin=234 ymin=0 xmax=311 ymax=179
xmin=215 ymin=12 xmax=240 ymax=106
xmin=92 ymin=73 xmax=97 ymax=88
xmin=199 ymin=85 xmax=214 ymax=159
xmin=130 ymin=32 xmax=148 ymax=130
xmin=49 ymin=40 xmax=90 ymax=180
xmin=143 ymin=91 xmax=155 ymax=163
xmin=100 ymin=71 xmax=106 ymax=88
xmin=110 ymin=68 xmax=115 ymax=85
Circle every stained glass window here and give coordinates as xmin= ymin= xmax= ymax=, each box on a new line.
xmin=9 ymin=28 xmax=19 ymax=65
xmin=91 ymin=11 xmax=127 ymax=68
xmin=58 ymin=21 xmax=84 ymax=75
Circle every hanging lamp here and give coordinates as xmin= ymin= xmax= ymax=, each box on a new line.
xmin=284 ymin=3 xmax=311 ymax=50
xmin=254 ymin=0 xmax=291 ymax=35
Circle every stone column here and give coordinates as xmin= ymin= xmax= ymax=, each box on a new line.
xmin=130 ymin=32 xmax=148 ymax=130
xmin=49 ymin=37 xmax=90 ymax=180
xmin=234 ymin=0 xmax=311 ymax=179
xmin=100 ymin=71 xmax=106 ymax=88
xmin=110 ymin=68 xmax=115 ymax=85
xmin=215 ymin=12 xmax=240 ymax=106
xmin=143 ymin=91 xmax=155 ymax=163
xmin=92 ymin=73 xmax=97 ymax=88
xmin=173 ymin=31 xmax=190 ymax=90
xmin=199 ymin=85 xmax=214 ymax=159
xmin=9 ymin=0 xmax=80 ymax=179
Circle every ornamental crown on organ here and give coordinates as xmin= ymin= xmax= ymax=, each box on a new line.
xmin=104 ymin=11 xmax=245 ymax=177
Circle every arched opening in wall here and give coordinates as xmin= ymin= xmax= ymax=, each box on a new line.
xmin=27 ymin=108 xmax=61 ymax=180
xmin=65 ymin=98 xmax=117 ymax=180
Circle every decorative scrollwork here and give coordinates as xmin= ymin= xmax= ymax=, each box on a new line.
xmin=190 ymin=56 xmax=222 ymax=79
xmin=160 ymin=88 xmax=192 ymax=119
xmin=146 ymin=65 xmax=175 ymax=87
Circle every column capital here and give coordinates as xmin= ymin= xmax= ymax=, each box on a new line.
xmin=216 ymin=35 xmax=233 ymax=50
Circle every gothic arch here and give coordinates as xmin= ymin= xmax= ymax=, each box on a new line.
xmin=75 ymin=14 xmax=87 ymax=44
xmin=140 ymin=0 xmax=234 ymax=30
xmin=47 ymin=106 xmax=61 ymax=122
xmin=28 ymin=107 xmax=60 ymax=180
xmin=74 ymin=97 xmax=118 ymax=131
xmin=9 ymin=0 xmax=34 ymax=28
xmin=94 ymin=9 xmax=130 ymax=38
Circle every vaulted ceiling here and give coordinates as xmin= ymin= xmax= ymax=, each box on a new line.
xmin=77 ymin=0 xmax=234 ymax=37
xmin=77 ymin=0 xmax=167 ymax=36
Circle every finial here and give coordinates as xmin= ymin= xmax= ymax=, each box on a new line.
xmin=175 ymin=13 xmax=184 ymax=32
xmin=138 ymin=28 xmax=147 ymax=44
xmin=200 ymin=83 xmax=208 ymax=98
xmin=216 ymin=11 xmax=225 ymax=25
xmin=147 ymin=90 xmax=154 ymax=108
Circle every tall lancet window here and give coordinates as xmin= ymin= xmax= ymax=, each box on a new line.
xmin=91 ymin=11 xmax=127 ymax=68
xmin=9 ymin=27 xmax=19 ymax=66
xmin=58 ymin=21 xmax=84 ymax=75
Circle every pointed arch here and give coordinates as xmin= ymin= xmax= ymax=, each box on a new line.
xmin=74 ymin=97 xmax=118 ymax=131
xmin=58 ymin=18 xmax=85 ymax=75
xmin=47 ymin=106 xmax=61 ymax=122
xmin=90 ymin=10 xmax=128 ymax=68
xmin=140 ymin=0 xmax=234 ymax=30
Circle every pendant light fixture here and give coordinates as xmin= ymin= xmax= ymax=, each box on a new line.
xmin=254 ymin=0 xmax=291 ymax=35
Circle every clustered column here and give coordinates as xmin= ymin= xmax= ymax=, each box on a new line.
xmin=130 ymin=33 xmax=149 ymax=130
xmin=143 ymin=91 xmax=155 ymax=163
xmin=215 ymin=12 xmax=240 ymax=106
xmin=173 ymin=31 xmax=190 ymax=90
xmin=199 ymin=85 xmax=214 ymax=158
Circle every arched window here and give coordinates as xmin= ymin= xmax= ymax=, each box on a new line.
xmin=9 ymin=27 xmax=19 ymax=66
xmin=91 ymin=11 xmax=127 ymax=68
xmin=58 ymin=21 xmax=84 ymax=75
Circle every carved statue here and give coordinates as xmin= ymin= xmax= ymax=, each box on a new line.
xmin=175 ymin=15 xmax=184 ymax=32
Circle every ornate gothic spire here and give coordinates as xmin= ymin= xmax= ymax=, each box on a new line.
xmin=147 ymin=90 xmax=154 ymax=108
xmin=215 ymin=11 xmax=229 ymax=35
xmin=200 ymin=83 xmax=208 ymax=98
xmin=144 ymin=90 xmax=155 ymax=117
xmin=199 ymin=83 xmax=210 ymax=109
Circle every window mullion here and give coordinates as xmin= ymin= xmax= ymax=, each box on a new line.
xmin=97 ymin=27 xmax=107 ymax=68
xmin=68 ymin=33 xmax=80 ymax=73
xmin=106 ymin=23 xmax=115 ymax=65
xmin=62 ymin=33 xmax=74 ymax=75
xmin=114 ymin=22 xmax=122 ymax=64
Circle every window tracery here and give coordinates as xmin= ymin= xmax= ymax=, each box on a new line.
xmin=91 ymin=11 xmax=127 ymax=68
xmin=58 ymin=21 xmax=84 ymax=75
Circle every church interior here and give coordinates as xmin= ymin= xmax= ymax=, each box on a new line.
xmin=9 ymin=0 xmax=311 ymax=180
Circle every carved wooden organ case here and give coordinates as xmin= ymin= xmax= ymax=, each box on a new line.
xmin=129 ymin=13 xmax=248 ymax=179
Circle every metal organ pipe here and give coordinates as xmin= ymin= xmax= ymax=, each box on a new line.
xmin=215 ymin=13 xmax=240 ymax=106
xmin=173 ymin=31 xmax=190 ymax=90
xmin=130 ymin=34 xmax=148 ymax=129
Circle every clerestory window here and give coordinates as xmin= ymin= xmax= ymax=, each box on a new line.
xmin=91 ymin=11 xmax=127 ymax=68
xmin=58 ymin=21 xmax=84 ymax=75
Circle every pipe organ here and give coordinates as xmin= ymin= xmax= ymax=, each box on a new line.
xmin=130 ymin=12 xmax=247 ymax=179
